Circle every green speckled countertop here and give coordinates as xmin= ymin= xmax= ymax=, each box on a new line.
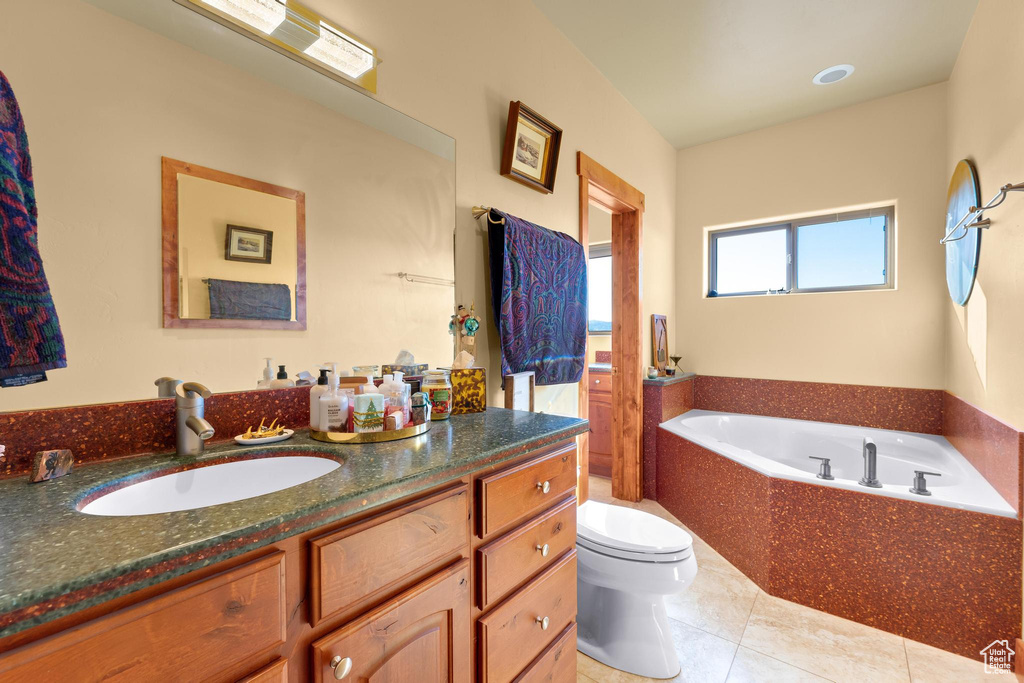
xmin=0 ymin=408 xmax=587 ymax=638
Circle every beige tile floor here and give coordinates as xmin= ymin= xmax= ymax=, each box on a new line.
xmin=578 ymin=477 xmax=1016 ymax=683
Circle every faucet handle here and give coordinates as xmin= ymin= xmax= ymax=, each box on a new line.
xmin=808 ymin=456 xmax=835 ymax=480
xmin=910 ymin=470 xmax=941 ymax=496
xmin=176 ymin=381 xmax=212 ymax=400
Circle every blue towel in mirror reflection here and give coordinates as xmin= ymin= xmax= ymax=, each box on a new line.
xmin=207 ymin=279 xmax=291 ymax=321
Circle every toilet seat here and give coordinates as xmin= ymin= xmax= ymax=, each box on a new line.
xmin=577 ymin=501 xmax=693 ymax=563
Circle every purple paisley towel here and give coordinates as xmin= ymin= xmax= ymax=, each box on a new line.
xmin=0 ymin=70 xmax=66 ymax=379
xmin=487 ymin=209 xmax=587 ymax=387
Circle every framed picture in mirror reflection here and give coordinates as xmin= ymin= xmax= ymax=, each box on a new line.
xmin=225 ymin=225 xmax=274 ymax=264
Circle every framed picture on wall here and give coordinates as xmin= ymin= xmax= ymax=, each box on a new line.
xmin=225 ymin=224 xmax=274 ymax=264
xmin=651 ymin=314 xmax=669 ymax=374
xmin=500 ymin=101 xmax=562 ymax=194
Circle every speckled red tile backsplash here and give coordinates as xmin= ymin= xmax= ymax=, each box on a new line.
xmin=943 ymin=392 xmax=1024 ymax=515
xmin=594 ymin=350 xmax=612 ymax=363
xmin=0 ymin=386 xmax=311 ymax=477
xmin=694 ymin=375 xmax=944 ymax=434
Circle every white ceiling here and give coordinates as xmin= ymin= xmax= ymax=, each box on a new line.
xmin=533 ymin=0 xmax=977 ymax=149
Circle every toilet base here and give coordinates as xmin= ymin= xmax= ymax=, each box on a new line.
xmin=576 ymin=580 xmax=681 ymax=679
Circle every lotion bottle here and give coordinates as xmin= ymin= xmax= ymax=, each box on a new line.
xmin=270 ymin=365 xmax=295 ymax=389
xmin=257 ymin=358 xmax=274 ymax=389
xmin=309 ymin=368 xmax=330 ymax=430
xmin=319 ymin=366 xmax=349 ymax=432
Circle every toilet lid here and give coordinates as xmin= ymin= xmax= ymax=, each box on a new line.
xmin=577 ymin=501 xmax=692 ymax=554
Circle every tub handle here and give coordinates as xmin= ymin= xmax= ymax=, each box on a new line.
xmin=808 ymin=456 xmax=835 ymax=480
xmin=910 ymin=470 xmax=941 ymax=496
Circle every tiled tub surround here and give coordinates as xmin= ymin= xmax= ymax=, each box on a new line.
xmin=657 ymin=421 xmax=1023 ymax=661
xmin=0 ymin=409 xmax=588 ymax=641
xmin=643 ymin=374 xmax=695 ymax=499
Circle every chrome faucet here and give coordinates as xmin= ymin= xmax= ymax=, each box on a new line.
xmin=858 ymin=437 xmax=882 ymax=488
xmin=175 ymin=382 xmax=215 ymax=456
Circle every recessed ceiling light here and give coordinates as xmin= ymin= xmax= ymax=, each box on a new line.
xmin=812 ymin=64 xmax=855 ymax=85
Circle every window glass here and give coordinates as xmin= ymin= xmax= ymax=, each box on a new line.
xmin=588 ymin=253 xmax=612 ymax=333
xmin=713 ymin=228 xmax=788 ymax=295
xmin=796 ymin=215 xmax=886 ymax=289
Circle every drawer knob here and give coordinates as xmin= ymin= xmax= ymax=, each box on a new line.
xmin=536 ymin=616 xmax=550 ymax=630
xmin=536 ymin=543 xmax=550 ymax=557
xmin=594 ymin=379 xmax=601 ymax=384
xmin=330 ymin=656 xmax=353 ymax=680
xmin=537 ymin=480 xmax=551 ymax=494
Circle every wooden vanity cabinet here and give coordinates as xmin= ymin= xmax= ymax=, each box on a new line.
xmin=0 ymin=440 xmax=579 ymax=683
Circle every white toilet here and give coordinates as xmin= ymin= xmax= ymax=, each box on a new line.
xmin=576 ymin=500 xmax=698 ymax=679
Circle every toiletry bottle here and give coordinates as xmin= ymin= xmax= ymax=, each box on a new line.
xmin=270 ymin=365 xmax=295 ymax=388
xmin=393 ymin=371 xmax=412 ymax=424
xmin=257 ymin=358 xmax=274 ymax=389
xmin=309 ymin=368 xmax=330 ymax=430
xmin=319 ymin=367 xmax=349 ymax=432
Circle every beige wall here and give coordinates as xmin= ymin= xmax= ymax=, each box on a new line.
xmin=1 ymin=0 xmax=455 ymax=411
xmin=675 ymin=84 xmax=949 ymax=389
xmin=1 ymin=0 xmax=676 ymax=417
xmin=945 ymin=0 xmax=1024 ymax=430
xmin=300 ymin=0 xmax=678 ymax=416
xmin=177 ymin=175 xmax=298 ymax=320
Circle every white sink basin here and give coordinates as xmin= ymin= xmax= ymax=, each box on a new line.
xmin=80 ymin=456 xmax=340 ymax=516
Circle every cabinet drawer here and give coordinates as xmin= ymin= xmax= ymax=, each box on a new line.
xmin=478 ymin=445 xmax=577 ymax=538
xmin=477 ymin=551 xmax=577 ymax=682
xmin=514 ymin=623 xmax=577 ymax=683
xmin=238 ymin=658 xmax=288 ymax=683
xmin=0 ymin=553 xmax=286 ymax=683
xmin=477 ymin=496 xmax=576 ymax=609
xmin=311 ymin=561 xmax=471 ymax=683
xmin=589 ymin=373 xmax=611 ymax=395
xmin=310 ymin=485 xmax=469 ymax=625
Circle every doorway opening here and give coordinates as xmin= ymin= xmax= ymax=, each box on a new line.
xmin=577 ymin=152 xmax=645 ymax=502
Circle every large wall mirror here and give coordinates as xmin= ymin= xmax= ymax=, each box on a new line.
xmin=1 ymin=0 xmax=455 ymax=411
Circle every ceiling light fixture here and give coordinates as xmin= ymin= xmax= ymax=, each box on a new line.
xmin=179 ymin=0 xmax=379 ymax=92
xmin=812 ymin=64 xmax=855 ymax=85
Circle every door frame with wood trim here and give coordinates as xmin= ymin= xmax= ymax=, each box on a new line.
xmin=577 ymin=152 xmax=645 ymax=503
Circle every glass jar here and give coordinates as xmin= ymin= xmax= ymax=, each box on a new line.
xmin=352 ymin=364 xmax=380 ymax=379
xmin=421 ymin=370 xmax=452 ymax=421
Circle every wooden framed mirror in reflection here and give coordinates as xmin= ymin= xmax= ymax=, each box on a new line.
xmin=162 ymin=158 xmax=307 ymax=330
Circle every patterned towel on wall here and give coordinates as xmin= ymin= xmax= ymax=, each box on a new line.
xmin=487 ymin=208 xmax=587 ymax=387
xmin=0 ymin=70 xmax=66 ymax=380
xmin=207 ymin=278 xmax=292 ymax=321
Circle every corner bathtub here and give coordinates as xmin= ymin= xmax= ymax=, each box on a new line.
xmin=661 ymin=409 xmax=1014 ymax=518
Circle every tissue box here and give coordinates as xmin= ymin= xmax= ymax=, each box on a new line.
xmin=382 ymin=364 xmax=428 ymax=377
xmin=449 ymin=367 xmax=486 ymax=414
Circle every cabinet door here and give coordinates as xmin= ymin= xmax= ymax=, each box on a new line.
xmin=588 ymin=395 xmax=612 ymax=478
xmin=311 ymin=561 xmax=470 ymax=683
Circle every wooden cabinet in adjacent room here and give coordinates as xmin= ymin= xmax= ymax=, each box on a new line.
xmin=588 ymin=370 xmax=613 ymax=478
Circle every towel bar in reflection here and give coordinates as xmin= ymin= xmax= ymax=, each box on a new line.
xmin=397 ymin=272 xmax=454 ymax=287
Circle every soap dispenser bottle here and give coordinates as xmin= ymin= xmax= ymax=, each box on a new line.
xmin=310 ymin=368 xmax=330 ymax=430
xmin=257 ymin=358 xmax=274 ymax=389
xmin=319 ymin=364 xmax=349 ymax=432
xmin=270 ymin=365 xmax=295 ymax=389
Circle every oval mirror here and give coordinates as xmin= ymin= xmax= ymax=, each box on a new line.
xmin=944 ymin=159 xmax=982 ymax=306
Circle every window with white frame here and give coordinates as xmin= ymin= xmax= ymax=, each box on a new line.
xmin=707 ymin=206 xmax=894 ymax=297
xmin=588 ymin=243 xmax=612 ymax=333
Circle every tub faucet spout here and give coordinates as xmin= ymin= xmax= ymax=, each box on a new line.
xmin=858 ymin=437 xmax=882 ymax=488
